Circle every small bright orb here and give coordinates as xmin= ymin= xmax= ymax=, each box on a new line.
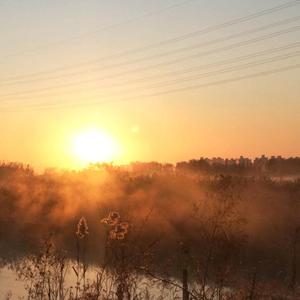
xmin=72 ymin=129 xmax=119 ymax=164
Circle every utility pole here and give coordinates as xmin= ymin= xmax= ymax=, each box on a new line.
xmin=181 ymin=242 xmax=190 ymax=300
xmin=182 ymin=267 xmax=189 ymax=300
xmin=290 ymin=227 xmax=300 ymax=291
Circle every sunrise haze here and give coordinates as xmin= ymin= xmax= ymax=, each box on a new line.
xmin=0 ymin=0 xmax=299 ymax=169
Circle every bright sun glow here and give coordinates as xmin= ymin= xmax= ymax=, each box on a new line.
xmin=72 ymin=129 xmax=119 ymax=164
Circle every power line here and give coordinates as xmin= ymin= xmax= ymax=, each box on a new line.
xmin=1 ymin=51 xmax=299 ymax=108
xmin=1 ymin=24 xmax=299 ymax=98
xmin=0 ymin=0 xmax=200 ymax=60
xmin=87 ymin=42 xmax=300 ymax=89
xmin=1 ymin=0 xmax=299 ymax=82
xmin=2 ymin=64 xmax=299 ymax=112
xmin=57 ymin=25 xmax=300 ymax=72
xmin=137 ymin=51 xmax=300 ymax=90
xmin=2 ymin=15 xmax=299 ymax=86
xmin=2 ymin=42 xmax=299 ymax=103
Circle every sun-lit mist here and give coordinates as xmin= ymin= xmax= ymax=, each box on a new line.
xmin=71 ymin=128 xmax=120 ymax=166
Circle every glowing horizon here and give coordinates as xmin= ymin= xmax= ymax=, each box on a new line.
xmin=0 ymin=0 xmax=299 ymax=169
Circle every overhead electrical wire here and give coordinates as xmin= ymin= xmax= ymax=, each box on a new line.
xmin=1 ymin=0 xmax=201 ymax=60
xmin=0 ymin=24 xmax=299 ymax=99
xmin=1 ymin=64 xmax=299 ymax=112
xmin=0 ymin=0 xmax=299 ymax=112
xmin=1 ymin=0 xmax=299 ymax=83
xmin=0 ymin=50 xmax=299 ymax=109
xmin=1 ymin=41 xmax=299 ymax=103
xmin=1 ymin=15 xmax=299 ymax=87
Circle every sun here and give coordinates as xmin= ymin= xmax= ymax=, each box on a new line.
xmin=72 ymin=128 xmax=119 ymax=164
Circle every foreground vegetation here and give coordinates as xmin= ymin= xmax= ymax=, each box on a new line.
xmin=0 ymin=162 xmax=300 ymax=299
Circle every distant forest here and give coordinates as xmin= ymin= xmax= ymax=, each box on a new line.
xmin=133 ymin=156 xmax=300 ymax=176
xmin=1 ymin=155 xmax=300 ymax=177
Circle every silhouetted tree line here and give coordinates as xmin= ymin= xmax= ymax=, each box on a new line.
xmin=175 ymin=156 xmax=300 ymax=176
xmin=96 ymin=156 xmax=300 ymax=177
xmin=176 ymin=156 xmax=300 ymax=176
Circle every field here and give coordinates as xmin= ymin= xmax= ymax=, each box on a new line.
xmin=0 ymin=161 xmax=300 ymax=299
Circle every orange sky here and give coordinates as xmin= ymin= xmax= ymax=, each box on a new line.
xmin=0 ymin=0 xmax=299 ymax=169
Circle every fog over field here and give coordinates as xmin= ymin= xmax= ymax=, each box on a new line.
xmin=0 ymin=0 xmax=299 ymax=298
xmin=0 ymin=160 xmax=300 ymax=298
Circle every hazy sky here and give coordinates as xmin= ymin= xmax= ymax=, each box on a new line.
xmin=0 ymin=0 xmax=299 ymax=169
